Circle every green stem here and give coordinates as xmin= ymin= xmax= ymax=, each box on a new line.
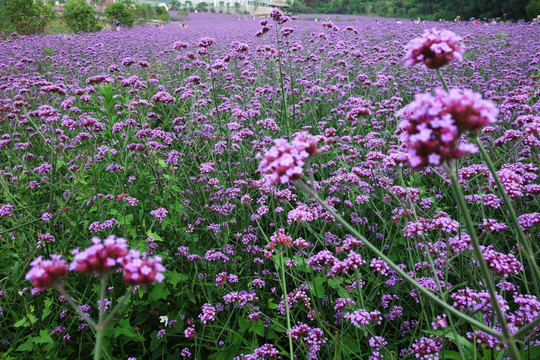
xmin=436 ymin=69 xmax=450 ymax=92
xmin=55 ymin=285 xmax=97 ymax=329
xmin=94 ymin=326 xmax=105 ymax=360
xmin=277 ymin=251 xmax=294 ymax=360
xmin=102 ymin=286 xmax=135 ymax=328
xmin=274 ymin=22 xmax=289 ymax=135
xmin=294 ymin=180 xmax=501 ymax=338
xmin=448 ymin=171 xmax=520 ymax=360
xmin=513 ymin=313 xmax=540 ymax=340
xmin=94 ymin=276 xmax=108 ymax=360
xmin=472 ymin=137 xmax=540 ymax=295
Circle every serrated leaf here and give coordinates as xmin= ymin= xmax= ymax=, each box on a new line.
xmin=146 ymin=230 xmax=163 ymax=242
xmin=149 ymin=282 xmax=170 ymax=301
xmin=42 ymin=299 xmax=52 ymax=320
xmin=309 ymin=274 xmax=326 ymax=298
xmin=167 ymin=271 xmax=188 ymax=287
xmin=114 ymin=318 xmax=138 ymax=338
xmin=16 ymin=338 xmax=34 ymax=352
xmin=268 ymin=299 xmax=278 ymax=309
xmin=33 ymin=330 xmax=53 ymax=344
xmin=14 ymin=318 xmax=28 ymax=328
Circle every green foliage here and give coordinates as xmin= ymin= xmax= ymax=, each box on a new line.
xmin=63 ymin=0 xmax=102 ymax=33
xmin=154 ymin=5 xmax=171 ymax=22
xmin=527 ymin=0 xmax=540 ymax=18
xmin=295 ymin=0 xmax=534 ymax=20
xmin=170 ymin=0 xmax=181 ymax=11
xmin=133 ymin=3 xmax=156 ymax=24
xmin=196 ymin=1 xmax=209 ymax=11
xmin=104 ymin=1 xmax=135 ymax=28
xmin=133 ymin=4 xmax=171 ymax=25
xmin=0 ymin=0 xmax=55 ymax=35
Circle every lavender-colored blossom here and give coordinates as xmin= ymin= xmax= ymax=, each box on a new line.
xmin=405 ymin=29 xmax=463 ymax=69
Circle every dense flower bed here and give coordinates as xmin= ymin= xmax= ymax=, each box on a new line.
xmin=0 ymin=12 xmax=539 ymax=360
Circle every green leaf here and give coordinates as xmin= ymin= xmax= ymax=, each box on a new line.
xmin=328 ymin=277 xmax=343 ymax=289
xmin=42 ymin=299 xmax=52 ymax=320
xmin=523 ymin=345 xmax=540 ymax=359
xmin=167 ymin=271 xmax=188 ymax=287
xmin=146 ymin=230 xmax=163 ymax=242
xmin=16 ymin=338 xmax=34 ymax=352
xmin=14 ymin=318 xmax=28 ymax=328
xmin=255 ymin=319 xmax=265 ymax=337
xmin=149 ymin=282 xmax=170 ymax=301
xmin=114 ymin=318 xmax=138 ymax=338
xmin=440 ymin=350 xmax=468 ymax=360
xmin=268 ymin=299 xmax=278 ymax=310
xmin=238 ymin=316 xmax=250 ymax=332
xmin=33 ymin=330 xmax=53 ymax=344
xmin=309 ymin=274 xmax=326 ymax=298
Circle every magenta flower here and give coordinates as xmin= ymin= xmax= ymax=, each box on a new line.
xmin=257 ymin=131 xmax=320 ymax=185
xmin=123 ymin=250 xmax=165 ymax=285
xmin=0 ymin=204 xmax=14 ymax=217
xmin=25 ymin=254 xmax=67 ymax=291
xmin=151 ymin=91 xmax=175 ymax=104
xmin=150 ymin=207 xmax=168 ymax=223
xmin=405 ymin=29 xmax=463 ymax=69
xmin=397 ymin=91 xmax=478 ymax=169
xmin=198 ymin=37 xmax=215 ymax=48
xmin=439 ymin=88 xmax=498 ymax=133
xmin=70 ymin=235 xmax=128 ymax=275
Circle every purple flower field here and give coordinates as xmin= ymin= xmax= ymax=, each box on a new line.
xmin=0 ymin=11 xmax=539 ymax=360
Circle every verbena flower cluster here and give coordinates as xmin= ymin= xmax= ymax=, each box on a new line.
xmin=3 ymin=11 xmax=539 ymax=360
xmin=26 ymin=235 xmax=165 ymax=291
xmin=257 ymin=131 xmax=321 ymax=185
xmin=397 ymin=88 xmax=497 ymax=169
xmin=404 ymin=29 xmax=464 ymax=69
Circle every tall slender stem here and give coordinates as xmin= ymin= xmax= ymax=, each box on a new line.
xmin=55 ymin=285 xmax=97 ymax=329
xmin=102 ymin=286 xmax=135 ymax=328
xmin=472 ymin=137 xmax=540 ymax=296
xmin=294 ymin=180 xmax=501 ymax=338
xmin=94 ymin=276 xmax=109 ymax=360
xmin=448 ymin=172 xmax=520 ymax=360
xmin=436 ymin=69 xmax=450 ymax=92
xmin=277 ymin=251 xmax=294 ymax=360
xmin=274 ymin=22 xmax=289 ymax=135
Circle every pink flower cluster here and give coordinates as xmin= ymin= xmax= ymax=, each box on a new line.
xmin=123 ymin=250 xmax=166 ymax=285
xmin=26 ymin=235 xmax=165 ymax=291
xmin=25 ymin=254 xmax=67 ymax=291
xmin=70 ymin=235 xmax=128 ymax=274
xmin=398 ymin=88 xmax=497 ymax=169
xmin=344 ymin=308 xmax=382 ymax=327
xmin=405 ymin=29 xmax=463 ymax=69
xmin=257 ymin=131 xmax=321 ymax=185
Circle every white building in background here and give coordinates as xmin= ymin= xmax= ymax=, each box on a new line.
xmin=137 ymin=0 xmax=286 ymax=15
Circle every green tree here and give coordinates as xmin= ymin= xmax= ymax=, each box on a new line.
xmin=527 ymin=0 xmax=540 ymax=18
xmin=196 ymin=1 xmax=208 ymax=11
xmin=63 ymin=0 xmax=102 ymax=33
xmin=154 ymin=5 xmax=172 ymax=22
xmin=170 ymin=0 xmax=181 ymax=11
xmin=133 ymin=3 xmax=155 ymax=24
xmin=0 ymin=0 xmax=55 ymax=35
xmin=104 ymin=1 xmax=135 ymax=27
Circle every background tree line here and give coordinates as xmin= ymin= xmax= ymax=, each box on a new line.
xmin=288 ymin=0 xmax=540 ymax=21
xmin=0 ymin=0 xmax=177 ymax=37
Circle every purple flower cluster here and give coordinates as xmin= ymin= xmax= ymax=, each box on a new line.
xmin=405 ymin=29 xmax=463 ymax=69
xmin=398 ymin=88 xmax=497 ymax=169
xmin=257 ymin=131 xmax=320 ymax=185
